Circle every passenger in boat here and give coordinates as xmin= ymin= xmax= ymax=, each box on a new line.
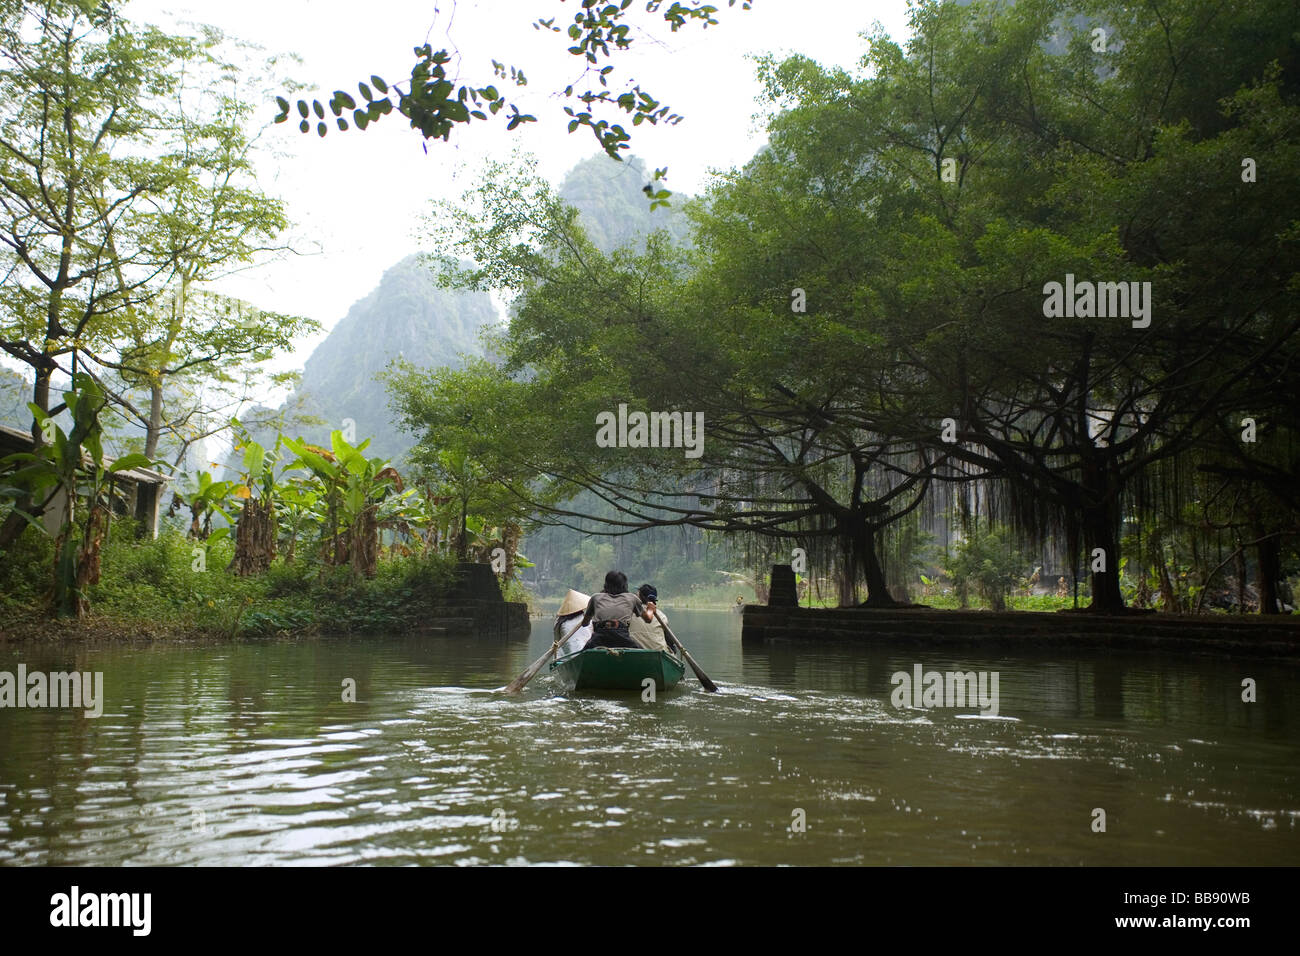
xmin=555 ymin=588 xmax=592 ymax=655
xmin=629 ymin=584 xmax=671 ymax=651
xmin=580 ymin=570 xmax=656 ymax=649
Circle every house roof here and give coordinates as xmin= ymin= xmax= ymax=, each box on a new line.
xmin=0 ymin=423 xmax=172 ymax=485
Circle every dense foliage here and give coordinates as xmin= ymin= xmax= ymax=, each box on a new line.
xmin=0 ymin=522 xmax=461 ymax=638
xmin=396 ymin=0 xmax=1300 ymax=614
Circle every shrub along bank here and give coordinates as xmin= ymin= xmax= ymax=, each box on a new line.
xmin=0 ymin=526 xmax=465 ymax=642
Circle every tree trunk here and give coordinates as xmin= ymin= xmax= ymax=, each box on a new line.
xmin=855 ymin=522 xmax=899 ymax=608
xmin=1083 ymin=502 xmax=1125 ymax=613
xmin=350 ymin=504 xmax=379 ymax=578
xmin=143 ymin=382 xmax=164 ymax=460
xmin=230 ymin=497 xmax=276 ymax=575
xmin=73 ymin=503 xmax=108 ymax=617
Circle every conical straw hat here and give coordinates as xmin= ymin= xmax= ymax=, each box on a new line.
xmin=556 ymin=588 xmax=590 ymax=617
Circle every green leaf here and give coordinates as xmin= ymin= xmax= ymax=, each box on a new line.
xmin=371 ymin=75 xmax=388 ymax=93
xmin=107 ymin=453 xmax=152 ymax=473
xmin=6 ymin=466 xmax=59 ymax=491
xmin=243 ymin=441 xmax=265 ymax=480
xmin=330 ymin=429 xmax=358 ymax=464
xmin=2 ymin=507 xmax=51 ymax=536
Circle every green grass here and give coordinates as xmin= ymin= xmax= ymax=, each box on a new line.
xmin=919 ymin=592 xmax=1077 ymax=611
xmin=0 ymin=525 xmax=54 ymax=611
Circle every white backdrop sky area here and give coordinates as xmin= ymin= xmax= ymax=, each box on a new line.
xmin=15 ymin=1 xmax=916 ymax=394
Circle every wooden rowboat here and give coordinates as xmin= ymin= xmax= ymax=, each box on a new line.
xmin=549 ymin=594 xmax=688 ymax=693
xmin=549 ymin=645 xmax=686 ymax=692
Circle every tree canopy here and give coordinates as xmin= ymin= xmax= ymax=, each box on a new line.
xmin=393 ymin=0 xmax=1300 ymax=612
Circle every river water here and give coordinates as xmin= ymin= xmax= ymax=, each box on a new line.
xmin=0 ymin=609 xmax=1295 ymax=865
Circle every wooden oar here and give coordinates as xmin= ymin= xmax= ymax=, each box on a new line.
xmin=503 ymin=617 xmax=581 ymax=694
xmin=653 ymin=609 xmax=718 ymax=693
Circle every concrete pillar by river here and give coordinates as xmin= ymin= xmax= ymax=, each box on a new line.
xmin=451 ymin=561 xmax=504 ymax=601
xmin=768 ymin=564 xmax=798 ymax=606
xmin=410 ymin=561 xmax=530 ymax=637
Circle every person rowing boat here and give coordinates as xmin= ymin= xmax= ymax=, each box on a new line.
xmin=579 ymin=570 xmax=657 ymax=649
xmin=536 ymin=579 xmax=718 ymax=694
xmin=628 ymin=583 xmax=670 ymax=651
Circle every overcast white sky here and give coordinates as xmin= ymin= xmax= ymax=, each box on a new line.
xmin=75 ymin=1 xmax=916 ymax=391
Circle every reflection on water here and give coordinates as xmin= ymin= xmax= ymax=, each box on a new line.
xmin=0 ymin=610 xmax=1296 ymax=865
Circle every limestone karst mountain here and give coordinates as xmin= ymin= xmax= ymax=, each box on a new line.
xmin=244 ymin=153 xmax=692 ymax=466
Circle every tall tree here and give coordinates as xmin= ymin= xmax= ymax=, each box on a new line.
xmin=0 ymin=1 xmax=299 ymax=549
xmin=755 ymin=0 xmax=1300 ymax=611
xmin=402 ymin=157 xmax=940 ymax=606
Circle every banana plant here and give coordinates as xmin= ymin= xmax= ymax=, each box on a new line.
xmin=228 ymin=431 xmax=294 ymax=574
xmin=231 ymin=428 xmax=289 ymax=502
xmin=280 ymin=434 xmax=344 ymax=561
xmin=0 ymin=375 xmax=155 ymax=617
xmin=275 ymin=478 xmax=320 ymax=563
xmin=377 ymin=483 xmax=435 ymax=557
xmin=177 ymin=470 xmax=237 ymax=540
xmin=282 ymin=429 xmax=407 ymax=576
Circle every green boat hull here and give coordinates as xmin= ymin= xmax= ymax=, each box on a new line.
xmin=549 ymin=647 xmax=686 ymax=691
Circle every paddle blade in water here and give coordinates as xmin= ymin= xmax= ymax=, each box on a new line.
xmin=503 ymin=618 xmax=582 ymax=694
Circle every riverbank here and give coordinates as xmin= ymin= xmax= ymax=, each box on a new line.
xmin=741 ymin=604 xmax=1300 ymax=657
xmin=0 ymin=530 xmax=530 ymax=644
